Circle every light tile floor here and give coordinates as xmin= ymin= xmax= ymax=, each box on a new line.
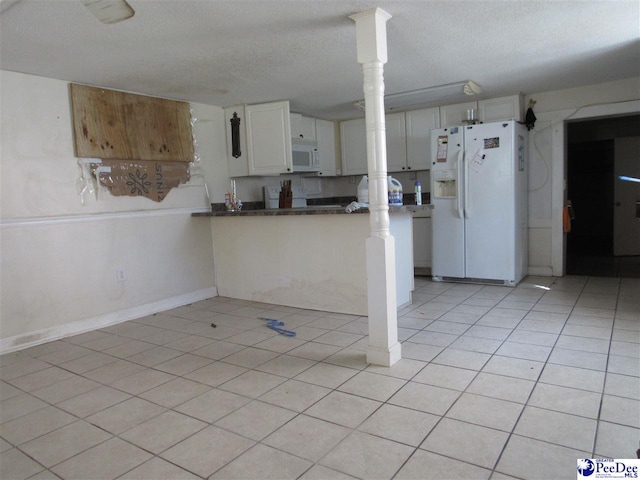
xmin=1 ymin=275 xmax=639 ymax=480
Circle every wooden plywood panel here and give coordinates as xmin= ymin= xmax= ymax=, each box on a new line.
xmin=70 ymin=84 xmax=194 ymax=162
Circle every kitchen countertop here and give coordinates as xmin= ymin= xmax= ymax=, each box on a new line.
xmin=192 ymin=204 xmax=432 ymax=217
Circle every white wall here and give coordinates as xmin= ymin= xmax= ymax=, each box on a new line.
xmin=524 ymin=77 xmax=640 ymax=276
xmin=0 ymin=71 xmax=228 ymax=352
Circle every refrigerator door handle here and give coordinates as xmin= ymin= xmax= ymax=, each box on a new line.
xmin=464 ymin=151 xmax=470 ymax=219
xmin=456 ymin=150 xmax=464 ymax=219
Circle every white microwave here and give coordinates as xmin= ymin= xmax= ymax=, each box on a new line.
xmin=292 ymin=143 xmax=320 ymax=172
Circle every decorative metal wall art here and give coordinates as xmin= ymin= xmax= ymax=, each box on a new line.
xmin=230 ymin=112 xmax=241 ymax=158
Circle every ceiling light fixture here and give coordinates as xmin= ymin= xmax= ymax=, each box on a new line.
xmin=354 ymin=80 xmax=482 ymax=111
xmin=462 ymin=80 xmax=482 ymax=96
xmin=81 ymin=0 xmax=135 ymax=24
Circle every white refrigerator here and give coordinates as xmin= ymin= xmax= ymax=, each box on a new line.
xmin=430 ymin=120 xmax=528 ymax=286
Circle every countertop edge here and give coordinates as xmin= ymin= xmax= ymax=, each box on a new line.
xmin=192 ymin=204 xmax=432 ymax=217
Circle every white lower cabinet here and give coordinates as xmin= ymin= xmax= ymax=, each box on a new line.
xmin=413 ymin=215 xmax=432 ymax=268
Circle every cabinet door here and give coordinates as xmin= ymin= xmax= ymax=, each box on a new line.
xmin=386 ymin=112 xmax=407 ymax=172
xmin=412 ymin=216 xmax=432 ymax=268
xmin=425 ymin=217 xmax=432 ymax=268
xmin=439 ymin=101 xmax=478 ymax=127
xmin=340 ymin=118 xmax=368 ymax=176
xmin=316 ymin=119 xmax=337 ymax=176
xmin=405 ymin=107 xmax=439 ymax=170
xmin=225 ymin=106 xmax=249 ymax=177
xmin=478 ymin=94 xmax=524 ymax=123
xmin=246 ymin=101 xmax=292 ymax=175
xmin=291 ymin=113 xmax=317 ymax=143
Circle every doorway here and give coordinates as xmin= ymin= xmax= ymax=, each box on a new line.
xmin=566 ymin=115 xmax=640 ymax=278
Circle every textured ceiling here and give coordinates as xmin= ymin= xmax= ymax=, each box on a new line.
xmin=1 ymin=0 xmax=638 ymax=120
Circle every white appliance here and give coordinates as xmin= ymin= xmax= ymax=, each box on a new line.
xmin=263 ymin=185 xmax=307 ymax=208
xmin=430 ymin=120 xmax=528 ymax=286
xmin=291 ymin=143 xmax=320 ymax=172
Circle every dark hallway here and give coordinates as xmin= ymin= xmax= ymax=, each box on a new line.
xmin=566 ymin=115 xmax=640 ymax=278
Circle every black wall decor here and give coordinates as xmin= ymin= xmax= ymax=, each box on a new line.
xmin=230 ymin=112 xmax=241 ymax=158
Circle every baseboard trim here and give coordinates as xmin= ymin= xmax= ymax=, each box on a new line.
xmin=0 ymin=287 xmax=218 ymax=355
xmin=528 ymin=266 xmax=554 ymax=276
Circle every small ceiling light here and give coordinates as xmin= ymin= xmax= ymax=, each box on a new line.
xmin=463 ymin=80 xmax=482 ymax=96
xmin=81 ymin=0 xmax=135 ymax=24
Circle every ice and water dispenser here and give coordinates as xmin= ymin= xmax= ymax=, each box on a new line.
xmin=433 ymin=170 xmax=457 ymax=198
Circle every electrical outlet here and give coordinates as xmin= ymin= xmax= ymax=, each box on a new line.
xmin=116 ymin=268 xmax=127 ymax=283
xmin=349 ymin=176 xmax=356 ymax=184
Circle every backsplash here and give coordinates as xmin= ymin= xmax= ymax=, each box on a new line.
xmin=210 ymin=192 xmax=430 ymax=212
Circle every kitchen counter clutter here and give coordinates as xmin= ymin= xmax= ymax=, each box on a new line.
xmin=195 ymin=202 xmax=426 ymax=315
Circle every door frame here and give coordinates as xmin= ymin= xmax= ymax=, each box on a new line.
xmin=613 ymin=136 xmax=640 ymax=256
xmin=552 ymin=100 xmax=640 ymax=276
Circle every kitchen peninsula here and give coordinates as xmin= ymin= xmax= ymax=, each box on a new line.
xmin=193 ymin=204 xmax=429 ymax=315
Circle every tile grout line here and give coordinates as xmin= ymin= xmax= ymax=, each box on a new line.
xmin=590 ymin=275 xmax=621 ymax=459
xmin=489 ymin=275 xmax=587 ymax=477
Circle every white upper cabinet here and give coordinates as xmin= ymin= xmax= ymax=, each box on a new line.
xmin=315 ymin=119 xmax=337 ymax=176
xmin=405 ymin=107 xmax=440 ymax=171
xmin=225 ymin=101 xmax=292 ymax=176
xmin=341 ymin=110 xmax=438 ymax=174
xmin=478 ymin=94 xmax=524 ymax=123
xmin=340 ymin=117 xmax=368 ymax=176
xmin=440 ymin=94 xmax=524 ymax=127
xmin=385 ymin=112 xmax=408 ymax=172
xmin=439 ymin=101 xmax=478 ymax=127
xmin=290 ymin=113 xmax=317 ymax=144
xmin=245 ymin=101 xmax=292 ymax=176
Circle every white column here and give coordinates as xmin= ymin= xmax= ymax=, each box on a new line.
xmin=350 ymin=8 xmax=401 ymax=367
